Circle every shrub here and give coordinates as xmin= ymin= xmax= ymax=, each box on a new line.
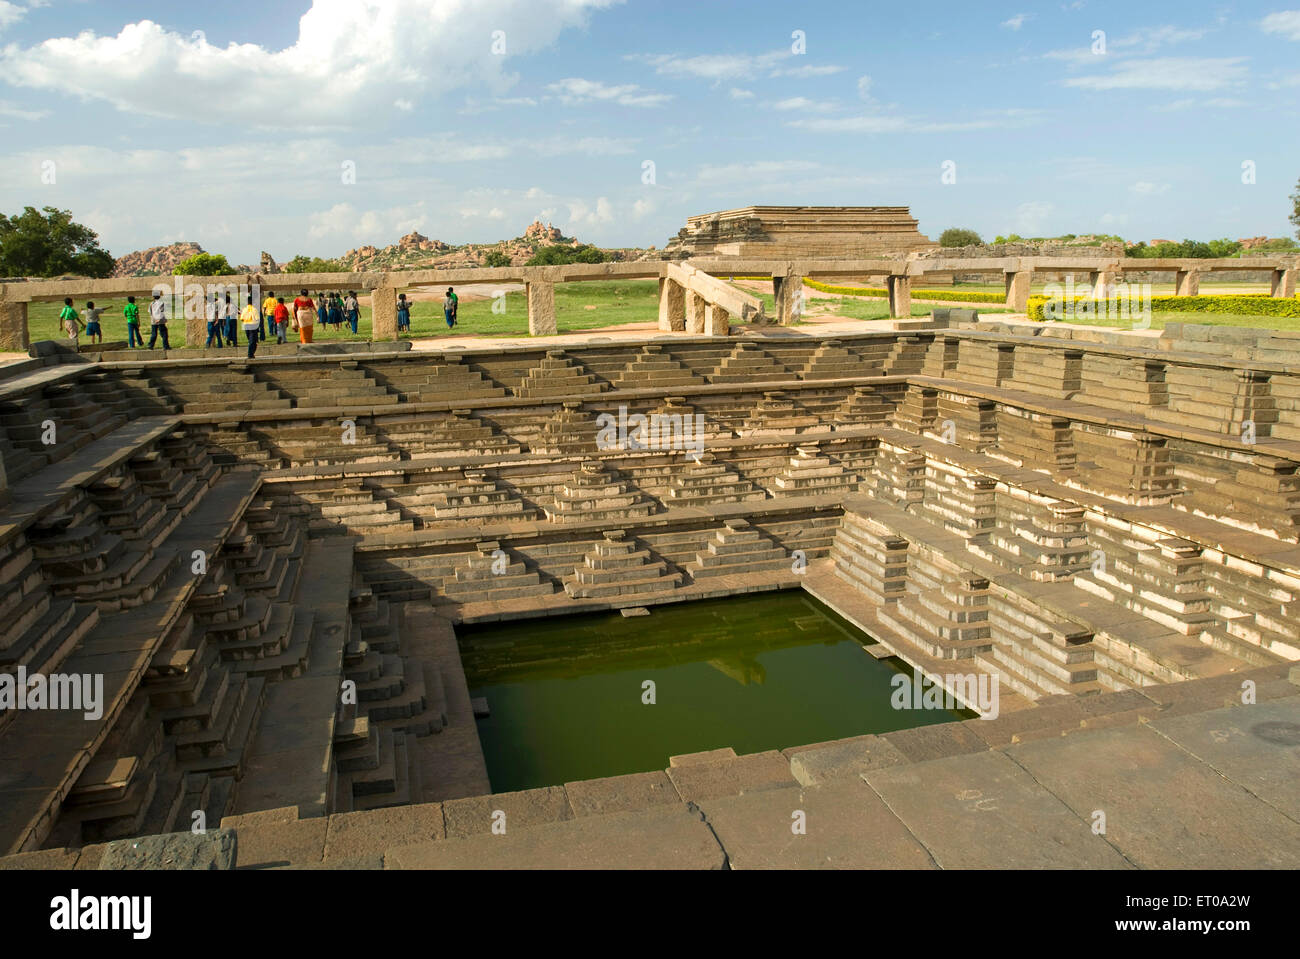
xmin=482 ymin=249 xmax=511 ymax=267
xmin=1026 ymin=293 xmax=1300 ymax=321
xmin=282 ymin=255 xmax=345 ymax=273
xmin=938 ymin=228 xmax=982 ymax=248
xmin=173 ymin=252 xmax=237 ymax=275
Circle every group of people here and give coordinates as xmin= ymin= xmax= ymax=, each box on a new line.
xmin=56 ymin=284 xmax=464 ymax=357
xmin=59 ymin=293 xmax=169 ymax=349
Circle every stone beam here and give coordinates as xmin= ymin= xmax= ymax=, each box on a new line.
xmin=0 ymin=297 xmax=29 ymax=353
xmin=886 ymin=275 xmax=912 ymax=318
xmin=526 ymin=278 xmax=557 ymax=336
xmin=658 ymin=277 xmax=685 ymax=331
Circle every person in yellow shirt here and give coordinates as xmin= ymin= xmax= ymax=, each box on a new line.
xmin=241 ymin=298 xmax=262 ymax=358
xmin=261 ymin=289 xmax=277 ymax=339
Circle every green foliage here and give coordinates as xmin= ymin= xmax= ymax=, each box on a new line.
xmin=173 ymin=252 xmax=237 ymax=275
xmin=938 ymin=227 xmax=982 ymax=248
xmin=482 ymin=249 xmax=511 ymax=267
xmin=1026 ymin=293 xmax=1300 ymax=321
xmin=0 ymin=206 xmax=116 ymax=278
xmin=1291 ymin=176 xmax=1300 ymax=242
xmin=802 ymin=278 xmax=1006 ymax=303
xmin=282 ymin=254 xmax=346 ymax=273
xmin=524 ymin=243 xmax=608 ymax=266
xmin=1125 ymin=238 xmax=1242 ymax=258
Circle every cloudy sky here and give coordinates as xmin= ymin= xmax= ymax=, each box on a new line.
xmin=0 ymin=0 xmax=1297 ymax=263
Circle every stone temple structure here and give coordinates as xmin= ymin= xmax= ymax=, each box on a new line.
xmin=0 ymin=281 xmax=1298 ymax=869
xmin=662 ymin=205 xmax=938 ymax=260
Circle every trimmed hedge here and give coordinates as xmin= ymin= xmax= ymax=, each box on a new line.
xmin=802 ymin=278 xmax=1006 ymax=303
xmin=1026 ymin=293 xmax=1300 ymax=321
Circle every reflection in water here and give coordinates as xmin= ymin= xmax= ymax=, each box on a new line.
xmin=461 ymin=590 xmax=975 ymax=793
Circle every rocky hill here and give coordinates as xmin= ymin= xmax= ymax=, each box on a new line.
xmin=113 ymin=241 xmax=205 ymax=277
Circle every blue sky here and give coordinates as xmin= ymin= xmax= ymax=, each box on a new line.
xmin=0 ymin=0 xmax=1297 ymax=264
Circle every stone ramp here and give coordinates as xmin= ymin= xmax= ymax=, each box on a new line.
xmin=230 ymin=538 xmax=354 ymax=818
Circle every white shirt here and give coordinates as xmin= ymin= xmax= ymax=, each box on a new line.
xmin=149 ymin=298 xmax=167 ymax=323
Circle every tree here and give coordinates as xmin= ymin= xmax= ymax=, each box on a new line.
xmin=1291 ymin=176 xmax=1300 ymax=242
xmin=938 ymin=227 xmax=982 ymax=248
xmin=524 ymin=243 xmax=608 ymax=266
xmin=282 ymin=254 xmax=345 ymax=273
xmin=173 ymin=252 xmax=237 ymax=275
xmin=482 ymin=249 xmax=511 ymax=267
xmin=0 ymin=206 xmax=116 ymax=278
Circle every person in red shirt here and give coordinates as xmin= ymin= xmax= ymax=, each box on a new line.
xmin=273 ymin=297 xmax=291 ymax=344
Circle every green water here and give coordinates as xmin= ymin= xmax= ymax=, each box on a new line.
xmin=462 ymin=591 xmax=975 ymax=793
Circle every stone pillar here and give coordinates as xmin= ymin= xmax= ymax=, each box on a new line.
xmin=886 ymin=275 xmax=911 ymax=318
xmin=774 ymin=273 xmax=805 ymax=325
xmin=526 ymin=279 xmax=557 ymax=335
xmin=371 ymin=284 xmax=397 ymax=340
xmin=0 ymin=299 xmax=30 ymax=353
xmin=658 ymin=277 xmax=685 ymax=331
xmin=704 ymin=304 xmax=729 ymax=336
xmin=685 ymin=290 xmax=706 ymax=334
xmin=1089 ymin=270 xmax=1116 ymax=298
xmin=1004 ymin=271 xmax=1031 ymax=311
xmin=1270 ymin=268 xmax=1296 ymax=299
xmin=1175 ymin=269 xmax=1201 ymax=297
xmin=182 ymin=282 xmax=207 ymax=348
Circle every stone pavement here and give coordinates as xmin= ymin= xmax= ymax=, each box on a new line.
xmin=9 ymin=669 xmax=1293 ymax=869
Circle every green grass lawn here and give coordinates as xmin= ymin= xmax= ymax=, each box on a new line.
xmin=24 ymin=280 xmax=665 ymax=347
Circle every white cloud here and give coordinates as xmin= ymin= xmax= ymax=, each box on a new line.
xmin=487 ymin=207 xmax=506 ymax=219
xmin=1064 ymin=56 xmax=1248 ymax=90
xmin=393 ymin=98 xmax=414 ymax=111
xmin=0 ymin=99 xmax=47 ymax=120
xmin=1261 ymin=11 xmax=1300 ymax=40
xmin=546 ymin=77 xmax=672 ymax=107
xmin=729 ymin=87 xmax=755 ymax=99
xmin=768 ymin=64 xmax=845 ymax=77
xmin=630 ymin=51 xmax=782 ymax=81
xmin=788 ymin=107 xmax=1040 ymax=133
xmin=695 ymin=160 xmax=819 ymax=183
xmin=1012 ymin=200 xmax=1053 ymax=235
xmin=0 ymin=1 xmax=24 ymax=33
xmin=1130 ymin=181 xmax=1171 ymax=195
xmin=632 ymin=197 xmax=654 ymax=219
xmin=856 ymin=75 xmax=873 ymax=100
xmin=0 ymin=0 xmax=619 ymax=128
xmin=770 ymin=96 xmax=836 ymax=113
xmin=566 ymin=197 xmax=614 ymax=228
xmin=1002 ymin=14 xmax=1029 ymax=30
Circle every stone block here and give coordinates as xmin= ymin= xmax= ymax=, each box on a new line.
xmin=98 ymin=829 xmax=238 ymax=870
xmin=0 ymin=300 xmax=30 ymax=352
xmin=371 ymin=284 xmax=397 ymax=340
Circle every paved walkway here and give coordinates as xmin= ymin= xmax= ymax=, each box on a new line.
xmin=10 ymin=663 xmax=1295 ymax=869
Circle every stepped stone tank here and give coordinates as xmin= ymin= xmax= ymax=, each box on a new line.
xmin=0 ymin=317 xmax=1298 ymax=869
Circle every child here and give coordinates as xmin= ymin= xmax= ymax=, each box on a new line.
xmin=396 ymin=293 xmax=411 ymax=333
xmin=124 ymin=296 xmax=142 ymax=349
xmin=59 ymin=297 xmax=83 ymax=343
xmin=442 ymin=287 xmax=458 ymax=328
xmin=205 ymin=294 xmax=222 ymax=348
xmin=81 ymin=301 xmax=106 ymax=344
xmin=274 ymin=297 xmax=290 ymax=344
xmin=329 ymin=294 xmax=344 ymax=330
xmin=344 ymin=291 xmax=359 ymax=334
xmin=240 ymin=297 xmax=261 ymax=359
xmin=224 ymin=294 xmax=238 ymax=347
